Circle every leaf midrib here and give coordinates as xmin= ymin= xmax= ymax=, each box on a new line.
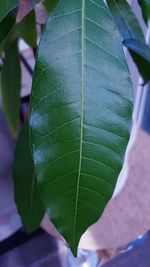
xmin=72 ymin=0 xmax=85 ymax=250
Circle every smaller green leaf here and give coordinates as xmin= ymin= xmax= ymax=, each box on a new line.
xmin=17 ymin=10 xmax=37 ymax=48
xmin=0 ymin=0 xmax=19 ymax=23
xmin=138 ymin=0 xmax=150 ymax=25
xmin=106 ymin=0 xmax=150 ymax=82
xmin=1 ymin=40 xmax=21 ymax=136
xmin=43 ymin=0 xmax=58 ymax=13
xmin=0 ymin=8 xmax=17 ymax=45
xmin=13 ymin=123 xmax=45 ymax=231
xmin=123 ymin=39 xmax=150 ymax=63
xmin=16 ymin=0 xmax=42 ymax=22
xmin=106 ymin=0 xmax=145 ymax=41
xmin=123 ymin=39 xmax=150 ymax=82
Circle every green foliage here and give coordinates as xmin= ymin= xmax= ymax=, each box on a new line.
xmin=17 ymin=10 xmax=37 ymax=48
xmin=106 ymin=0 xmax=145 ymax=41
xmin=0 ymin=8 xmax=17 ymax=45
xmin=107 ymin=0 xmax=150 ymax=83
xmin=123 ymin=39 xmax=150 ymax=83
xmin=13 ymin=123 xmax=44 ymax=231
xmin=0 ymin=0 xmax=150 ymax=257
xmin=1 ymin=40 xmax=21 ymax=136
xmin=43 ymin=0 xmax=58 ymax=12
xmin=29 ymin=0 xmax=133 ymax=255
xmin=138 ymin=0 xmax=150 ymax=24
xmin=0 ymin=0 xmax=19 ymax=23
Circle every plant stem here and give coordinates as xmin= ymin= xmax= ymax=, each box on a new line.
xmin=20 ymin=54 xmax=33 ymax=77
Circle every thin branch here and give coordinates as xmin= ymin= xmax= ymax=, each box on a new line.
xmin=20 ymin=54 xmax=33 ymax=77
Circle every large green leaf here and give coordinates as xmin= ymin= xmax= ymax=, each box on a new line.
xmin=0 ymin=0 xmax=19 ymax=23
xmin=13 ymin=123 xmax=45 ymax=231
xmin=30 ymin=0 xmax=133 ymax=255
xmin=1 ymin=40 xmax=21 ymax=136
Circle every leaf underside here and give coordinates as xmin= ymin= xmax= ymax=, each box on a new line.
xmin=30 ymin=0 xmax=133 ymax=256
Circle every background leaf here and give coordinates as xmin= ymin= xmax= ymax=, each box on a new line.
xmin=1 ymin=40 xmax=21 ymax=136
xmin=30 ymin=0 xmax=133 ymax=255
xmin=123 ymin=39 xmax=150 ymax=83
xmin=123 ymin=39 xmax=150 ymax=63
xmin=138 ymin=0 xmax=150 ymax=25
xmin=0 ymin=0 xmax=19 ymax=23
xmin=43 ymin=0 xmax=58 ymax=13
xmin=106 ymin=0 xmax=150 ymax=83
xmin=17 ymin=10 xmax=37 ymax=48
xmin=13 ymin=123 xmax=45 ymax=231
xmin=0 ymin=8 xmax=17 ymax=45
xmin=16 ymin=0 xmax=41 ymax=22
xmin=106 ymin=0 xmax=145 ymax=41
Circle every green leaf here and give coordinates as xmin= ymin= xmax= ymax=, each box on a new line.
xmin=106 ymin=0 xmax=150 ymax=82
xmin=43 ymin=0 xmax=58 ymax=13
xmin=106 ymin=0 xmax=145 ymax=41
xmin=123 ymin=39 xmax=150 ymax=63
xmin=29 ymin=0 xmax=133 ymax=256
xmin=0 ymin=8 xmax=17 ymax=45
xmin=0 ymin=0 xmax=19 ymax=23
xmin=16 ymin=0 xmax=41 ymax=22
xmin=17 ymin=10 xmax=37 ymax=48
xmin=138 ymin=0 xmax=150 ymax=25
xmin=123 ymin=39 xmax=150 ymax=82
xmin=13 ymin=123 xmax=45 ymax=231
xmin=1 ymin=40 xmax=21 ymax=136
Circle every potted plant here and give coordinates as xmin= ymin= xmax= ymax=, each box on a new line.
xmin=0 ymin=0 xmax=150 ymax=264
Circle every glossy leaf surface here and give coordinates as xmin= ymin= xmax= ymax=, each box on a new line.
xmin=13 ymin=123 xmax=44 ymax=231
xmin=1 ymin=41 xmax=21 ymax=136
xmin=30 ymin=0 xmax=133 ymax=255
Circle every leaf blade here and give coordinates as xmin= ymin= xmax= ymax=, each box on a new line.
xmin=30 ymin=0 xmax=133 ymax=255
xmin=123 ymin=38 xmax=150 ymax=82
xmin=106 ymin=0 xmax=150 ymax=83
xmin=106 ymin=0 xmax=145 ymax=41
xmin=16 ymin=0 xmax=41 ymax=22
xmin=138 ymin=0 xmax=150 ymax=25
xmin=0 ymin=0 xmax=19 ymax=23
xmin=1 ymin=40 xmax=21 ymax=136
xmin=17 ymin=10 xmax=37 ymax=48
xmin=13 ymin=123 xmax=45 ymax=231
xmin=0 ymin=8 xmax=17 ymax=45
